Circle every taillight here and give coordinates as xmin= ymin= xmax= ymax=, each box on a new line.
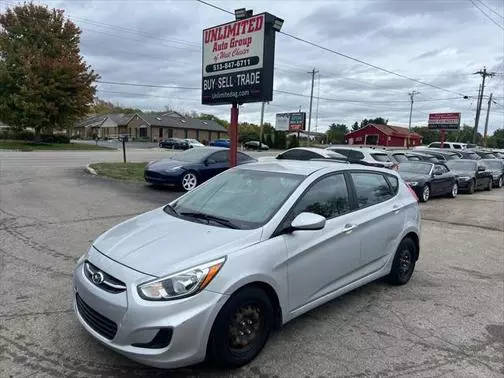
xmin=406 ymin=183 xmax=418 ymax=202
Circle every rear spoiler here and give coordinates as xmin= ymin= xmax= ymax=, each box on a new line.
xmin=310 ymin=158 xmax=391 ymax=169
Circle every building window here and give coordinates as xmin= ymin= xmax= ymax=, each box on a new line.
xmin=159 ymin=128 xmax=163 ymax=138
xmin=139 ymin=128 xmax=147 ymax=138
xmin=168 ymin=129 xmax=173 ymax=138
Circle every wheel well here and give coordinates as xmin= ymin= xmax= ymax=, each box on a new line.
xmin=404 ymin=232 xmax=420 ymax=261
xmin=233 ymin=282 xmax=283 ymax=329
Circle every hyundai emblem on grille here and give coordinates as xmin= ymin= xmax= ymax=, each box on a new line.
xmin=92 ymin=271 xmax=104 ymax=285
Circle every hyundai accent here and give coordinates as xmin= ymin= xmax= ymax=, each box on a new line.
xmin=73 ymin=160 xmax=420 ymax=368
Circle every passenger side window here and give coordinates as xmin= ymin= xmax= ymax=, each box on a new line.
xmin=348 ymin=150 xmax=364 ymax=160
xmin=210 ymin=151 xmax=229 ymax=163
xmin=433 ymin=165 xmax=444 ymax=175
xmin=386 ymin=175 xmax=399 ymax=193
xmin=278 ymin=150 xmax=302 ymax=160
xmin=237 ymin=152 xmax=253 ymax=163
xmin=329 ymin=149 xmax=350 ymax=158
xmin=351 ymin=173 xmax=393 ymax=208
xmin=291 ymin=174 xmax=351 ymax=220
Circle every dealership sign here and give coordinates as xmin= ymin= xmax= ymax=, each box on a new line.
xmin=428 ymin=113 xmax=461 ymax=130
xmin=275 ymin=112 xmax=306 ymax=131
xmin=202 ymin=13 xmax=277 ymax=105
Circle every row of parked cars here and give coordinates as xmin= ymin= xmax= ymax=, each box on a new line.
xmin=159 ymin=138 xmax=270 ymax=151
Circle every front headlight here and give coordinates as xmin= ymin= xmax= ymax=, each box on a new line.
xmin=137 ymin=257 xmax=226 ymax=301
xmin=165 ymin=166 xmax=182 ymax=172
xmin=406 ymin=181 xmax=418 ymax=187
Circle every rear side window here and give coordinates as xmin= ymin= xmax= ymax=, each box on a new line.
xmin=393 ymin=154 xmax=409 ymax=162
xmin=371 ymin=153 xmax=391 ymax=162
xmin=211 ymin=151 xmax=229 ymax=163
xmin=430 ymin=143 xmax=441 ymax=148
xmin=386 ymin=175 xmax=399 ymax=193
xmin=351 ymin=173 xmax=394 ymax=208
xmin=453 ymin=144 xmax=462 ymax=149
xmin=348 ymin=150 xmax=364 ymax=160
xmin=291 ymin=174 xmax=351 ymax=219
xmin=328 ymin=149 xmax=350 ymax=158
xmin=237 ymin=152 xmax=253 ymax=163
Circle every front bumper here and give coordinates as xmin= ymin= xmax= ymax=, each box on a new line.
xmin=456 ymin=178 xmax=472 ymax=190
xmin=144 ymin=170 xmax=182 ymax=185
xmin=73 ymin=248 xmax=228 ymax=368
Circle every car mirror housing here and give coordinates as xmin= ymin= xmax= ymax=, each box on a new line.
xmin=291 ymin=212 xmax=326 ymax=231
xmin=478 ymin=166 xmax=486 ymax=171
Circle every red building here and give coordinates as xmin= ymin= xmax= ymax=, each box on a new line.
xmin=344 ymin=123 xmax=422 ymax=147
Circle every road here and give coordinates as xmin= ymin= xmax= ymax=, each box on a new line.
xmin=0 ymin=150 xmax=503 ymax=377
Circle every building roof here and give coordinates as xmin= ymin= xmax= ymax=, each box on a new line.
xmin=346 ymin=123 xmax=422 ymax=138
xmin=140 ymin=113 xmax=227 ymax=132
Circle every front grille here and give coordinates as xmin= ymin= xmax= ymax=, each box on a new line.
xmin=84 ymin=261 xmax=126 ymax=294
xmin=145 ymin=170 xmax=164 ymax=179
xmin=76 ymin=294 xmax=118 ymax=340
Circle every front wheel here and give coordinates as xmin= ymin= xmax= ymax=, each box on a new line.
xmin=498 ymin=176 xmax=503 ymax=188
xmin=486 ymin=178 xmax=492 ymax=191
xmin=387 ymin=238 xmax=417 ymax=285
xmin=208 ymin=287 xmax=274 ymax=367
xmin=420 ymin=185 xmax=430 ymax=202
xmin=180 ymin=172 xmax=198 ymax=191
xmin=448 ymin=182 xmax=458 ymax=198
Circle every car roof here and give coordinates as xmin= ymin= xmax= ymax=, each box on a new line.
xmin=285 ymin=147 xmax=344 ymax=157
xmin=236 ymin=159 xmax=396 ymax=176
xmin=418 ymin=148 xmax=458 ymax=155
xmin=327 ymin=146 xmax=388 ymax=153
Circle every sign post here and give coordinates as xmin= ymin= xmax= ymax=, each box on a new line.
xmin=202 ymin=10 xmax=282 ymax=166
xmin=428 ymin=112 xmax=461 ymax=148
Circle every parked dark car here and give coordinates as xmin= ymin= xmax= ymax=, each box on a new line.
xmin=244 ymin=140 xmax=270 ymax=150
xmin=446 ymin=160 xmax=493 ymax=193
xmin=209 ymin=139 xmax=231 ymax=148
xmin=144 ymin=147 xmax=256 ymax=191
xmin=398 ymin=162 xmax=458 ymax=202
xmin=456 ymin=150 xmax=481 ymax=160
xmin=405 ymin=151 xmax=440 ymax=163
xmin=159 ymin=138 xmax=189 ymax=150
xmin=481 ymin=159 xmax=504 ymax=188
xmin=472 ymin=149 xmax=497 ymax=159
xmin=276 ymin=147 xmax=347 ymax=161
xmin=417 ymin=148 xmax=461 ymax=161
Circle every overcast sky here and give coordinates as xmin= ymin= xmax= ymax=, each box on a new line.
xmin=2 ymin=0 xmax=503 ymax=133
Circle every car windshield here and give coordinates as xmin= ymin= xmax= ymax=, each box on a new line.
xmin=444 ymin=153 xmax=460 ymax=160
xmin=447 ymin=161 xmax=476 ymax=171
xmin=483 ymin=160 xmax=502 ymax=169
xmin=170 ymin=147 xmax=211 ymax=162
xmin=371 ymin=153 xmax=391 ymax=162
xmin=465 ymin=153 xmax=480 ymax=159
xmin=170 ymin=169 xmax=304 ymax=229
xmin=399 ymin=163 xmax=432 ymax=174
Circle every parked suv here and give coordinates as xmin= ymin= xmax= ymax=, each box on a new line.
xmin=73 ymin=160 xmax=420 ymax=369
xmin=427 ymin=142 xmax=466 ymax=149
xmin=326 ymin=146 xmax=395 ymax=169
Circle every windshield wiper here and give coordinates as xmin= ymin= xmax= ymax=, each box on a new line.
xmin=179 ymin=212 xmax=240 ymax=229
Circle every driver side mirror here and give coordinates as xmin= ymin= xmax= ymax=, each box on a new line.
xmin=478 ymin=166 xmax=486 ymax=171
xmin=433 ymin=170 xmax=443 ymax=176
xmin=290 ymin=212 xmax=326 ymax=231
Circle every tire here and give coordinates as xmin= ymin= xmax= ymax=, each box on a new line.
xmin=467 ymin=179 xmax=475 ymax=194
xmin=486 ymin=178 xmax=492 ymax=191
xmin=448 ymin=182 xmax=458 ymax=198
xmin=498 ymin=176 xmax=503 ymax=189
xmin=208 ymin=286 xmax=274 ymax=368
xmin=180 ymin=171 xmax=198 ymax=191
xmin=420 ymin=184 xmax=430 ymax=202
xmin=387 ymin=238 xmax=417 ymax=285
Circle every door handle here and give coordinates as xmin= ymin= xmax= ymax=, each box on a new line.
xmin=343 ymin=224 xmax=357 ymax=234
xmin=392 ymin=205 xmax=401 ymax=214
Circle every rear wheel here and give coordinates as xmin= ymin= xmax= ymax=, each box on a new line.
xmin=208 ymin=287 xmax=273 ymax=367
xmin=448 ymin=182 xmax=458 ymax=198
xmin=498 ymin=176 xmax=503 ymax=188
xmin=387 ymin=238 xmax=417 ymax=285
xmin=420 ymin=185 xmax=430 ymax=202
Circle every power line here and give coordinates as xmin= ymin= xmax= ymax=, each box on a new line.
xmin=97 ymin=80 xmax=200 ymax=90
xmin=475 ymin=0 xmax=504 ymax=20
xmin=470 ymin=0 xmax=504 ymax=30
xmin=195 ymin=0 xmax=470 ymax=98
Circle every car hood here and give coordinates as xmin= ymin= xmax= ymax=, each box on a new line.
xmin=449 ymin=169 xmax=474 ymax=176
xmin=147 ymin=159 xmax=189 ymax=171
xmin=398 ymin=172 xmax=429 ymax=182
xmin=93 ymin=207 xmax=262 ymax=277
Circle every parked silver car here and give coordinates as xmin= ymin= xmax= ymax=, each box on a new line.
xmin=73 ymin=160 xmax=420 ymax=369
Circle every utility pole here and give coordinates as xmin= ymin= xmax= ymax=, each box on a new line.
xmin=483 ymin=93 xmax=493 ymax=147
xmin=259 ymin=101 xmax=265 ymax=144
xmin=473 ymin=67 xmax=495 ymax=144
xmin=307 ymin=68 xmax=319 ymax=145
xmin=408 ymin=90 xmax=419 ymax=148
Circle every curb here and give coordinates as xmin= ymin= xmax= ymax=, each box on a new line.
xmin=85 ymin=164 xmax=97 ymax=175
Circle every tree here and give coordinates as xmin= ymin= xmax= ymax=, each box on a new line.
xmin=351 ymin=121 xmax=360 ymax=131
xmin=360 ymin=117 xmax=388 ymax=128
xmin=90 ymin=98 xmax=140 ymax=115
xmin=0 ymin=3 xmax=99 ymax=141
xmin=326 ymin=123 xmax=348 ymax=144
xmin=487 ymin=128 xmax=504 ymax=148
xmin=197 ymin=113 xmax=229 ymax=129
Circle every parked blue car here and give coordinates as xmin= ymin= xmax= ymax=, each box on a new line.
xmin=144 ymin=147 xmax=256 ymax=191
xmin=209 ymin=139 xmax=230 ymax=148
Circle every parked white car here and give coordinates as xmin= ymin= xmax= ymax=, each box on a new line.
xmin=184 ymin=138 xmax=205 ymax=148
xmin=326 ymin=146 xmax=396 ymax=169
xmin=427 ymin=142 xmax=467 ymax=149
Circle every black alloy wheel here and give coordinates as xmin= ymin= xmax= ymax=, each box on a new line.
xmin=208 ymin=287 xmax=274 ymax=367
xmin=448 ymin=182 xmax=458 ymax=198
xmin=498 ymin=176 xmax=503 ymax=188
xmin=420 ymin=185 xmax=430 ymax=202
xmin=387 ymin=238 xmax=417 ymax=285
xmin=468 ymin=179 xmax=475 ymax=194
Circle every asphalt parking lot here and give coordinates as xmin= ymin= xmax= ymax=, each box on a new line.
xmin=0 ymin=150 xmax=503 ymax=377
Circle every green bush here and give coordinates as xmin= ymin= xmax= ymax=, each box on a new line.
xmin=0 ymin=129 xmax=35 ymax=140
xmin=40 ymin=134 xmax=70 ymax=143
xmin=287 ymin=135 xmax=299 ymax=149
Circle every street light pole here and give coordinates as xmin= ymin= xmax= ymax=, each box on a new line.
xmin=307 ymin=68 xmax=318 ymax=146
xmin=483 ymin=93 xmax=493 ymax=147
xmin=408 ymin=90 xmax=419 ymax=148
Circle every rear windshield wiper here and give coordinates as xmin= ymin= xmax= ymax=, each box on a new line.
xmin=179 ymin=212 xmax=240 ymax=229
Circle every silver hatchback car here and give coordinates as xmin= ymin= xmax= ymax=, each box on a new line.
xmin=73 ymin=160 xmax=420 ymax=368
